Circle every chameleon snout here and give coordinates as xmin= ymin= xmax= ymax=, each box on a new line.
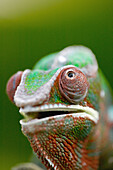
xmin=6 ymin=71 xmax=23 ymax=103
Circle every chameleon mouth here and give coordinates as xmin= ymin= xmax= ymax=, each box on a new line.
xmin=19 ymin=104 xmax=99 ymax=124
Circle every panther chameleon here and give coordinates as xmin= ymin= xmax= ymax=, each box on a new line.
xmin=6 ymin=46 xmax=113 ymax=170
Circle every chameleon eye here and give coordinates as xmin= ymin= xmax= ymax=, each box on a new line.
xmin=59 ymin=67 xmax=89 ymax=103
xmin=6 ymin=71 xmax=23 ymax=103
xmin=66 ymin=70 xmax=76 ymax=79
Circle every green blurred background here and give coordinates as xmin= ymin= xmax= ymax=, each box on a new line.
xmin=0 ymin=0 xmax=113 ymax=169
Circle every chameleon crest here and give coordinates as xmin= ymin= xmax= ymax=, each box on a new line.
xmin=6 ymin=46 xmax=113 ymax=170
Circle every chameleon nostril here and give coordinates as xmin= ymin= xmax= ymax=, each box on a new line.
xmin=6 ymin=71 xmax=23 ymax=103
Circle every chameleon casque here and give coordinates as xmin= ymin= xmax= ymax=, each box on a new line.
xmin=6 ymin=46 xmax=113 ymax=170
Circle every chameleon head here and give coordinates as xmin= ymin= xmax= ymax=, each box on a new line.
xmin=6 ymin=46 xmax=101 ymax=169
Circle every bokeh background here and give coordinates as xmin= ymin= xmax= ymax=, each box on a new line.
xmin=0 ymin=0 xmax=113 ymax=169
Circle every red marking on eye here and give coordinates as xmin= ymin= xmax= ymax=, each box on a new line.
xmin=58 ymin=67 xmax=89 ymax=104
xmin=6 ymin=71 xmax=23 ymax=103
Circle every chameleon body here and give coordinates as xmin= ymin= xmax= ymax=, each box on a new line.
xmin=6 ymin=46 xmax=113 ymax=170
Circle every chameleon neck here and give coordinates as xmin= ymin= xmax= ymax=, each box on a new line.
xmin=21 ymin=117 xmax=101 ymax=169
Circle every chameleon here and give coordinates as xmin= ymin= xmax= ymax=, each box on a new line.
xmin=6 ymin=46 xmax=113 ymax=170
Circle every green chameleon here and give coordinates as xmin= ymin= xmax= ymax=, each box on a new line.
xmin=6 ymin=46 xmax=113 ymax=170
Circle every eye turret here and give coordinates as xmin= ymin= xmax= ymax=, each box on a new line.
xmin=6 ymin=71 xmax=23 ymax=103
xmin=59 ymin=67 xmax=89 ymax=103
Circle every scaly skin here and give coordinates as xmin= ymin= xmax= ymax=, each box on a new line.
xmin=6 ymin=46 xmax=113 ymax=170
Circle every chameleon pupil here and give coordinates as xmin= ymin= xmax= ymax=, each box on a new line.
xmin=68 ymin=72 xmax=74 ymax=78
